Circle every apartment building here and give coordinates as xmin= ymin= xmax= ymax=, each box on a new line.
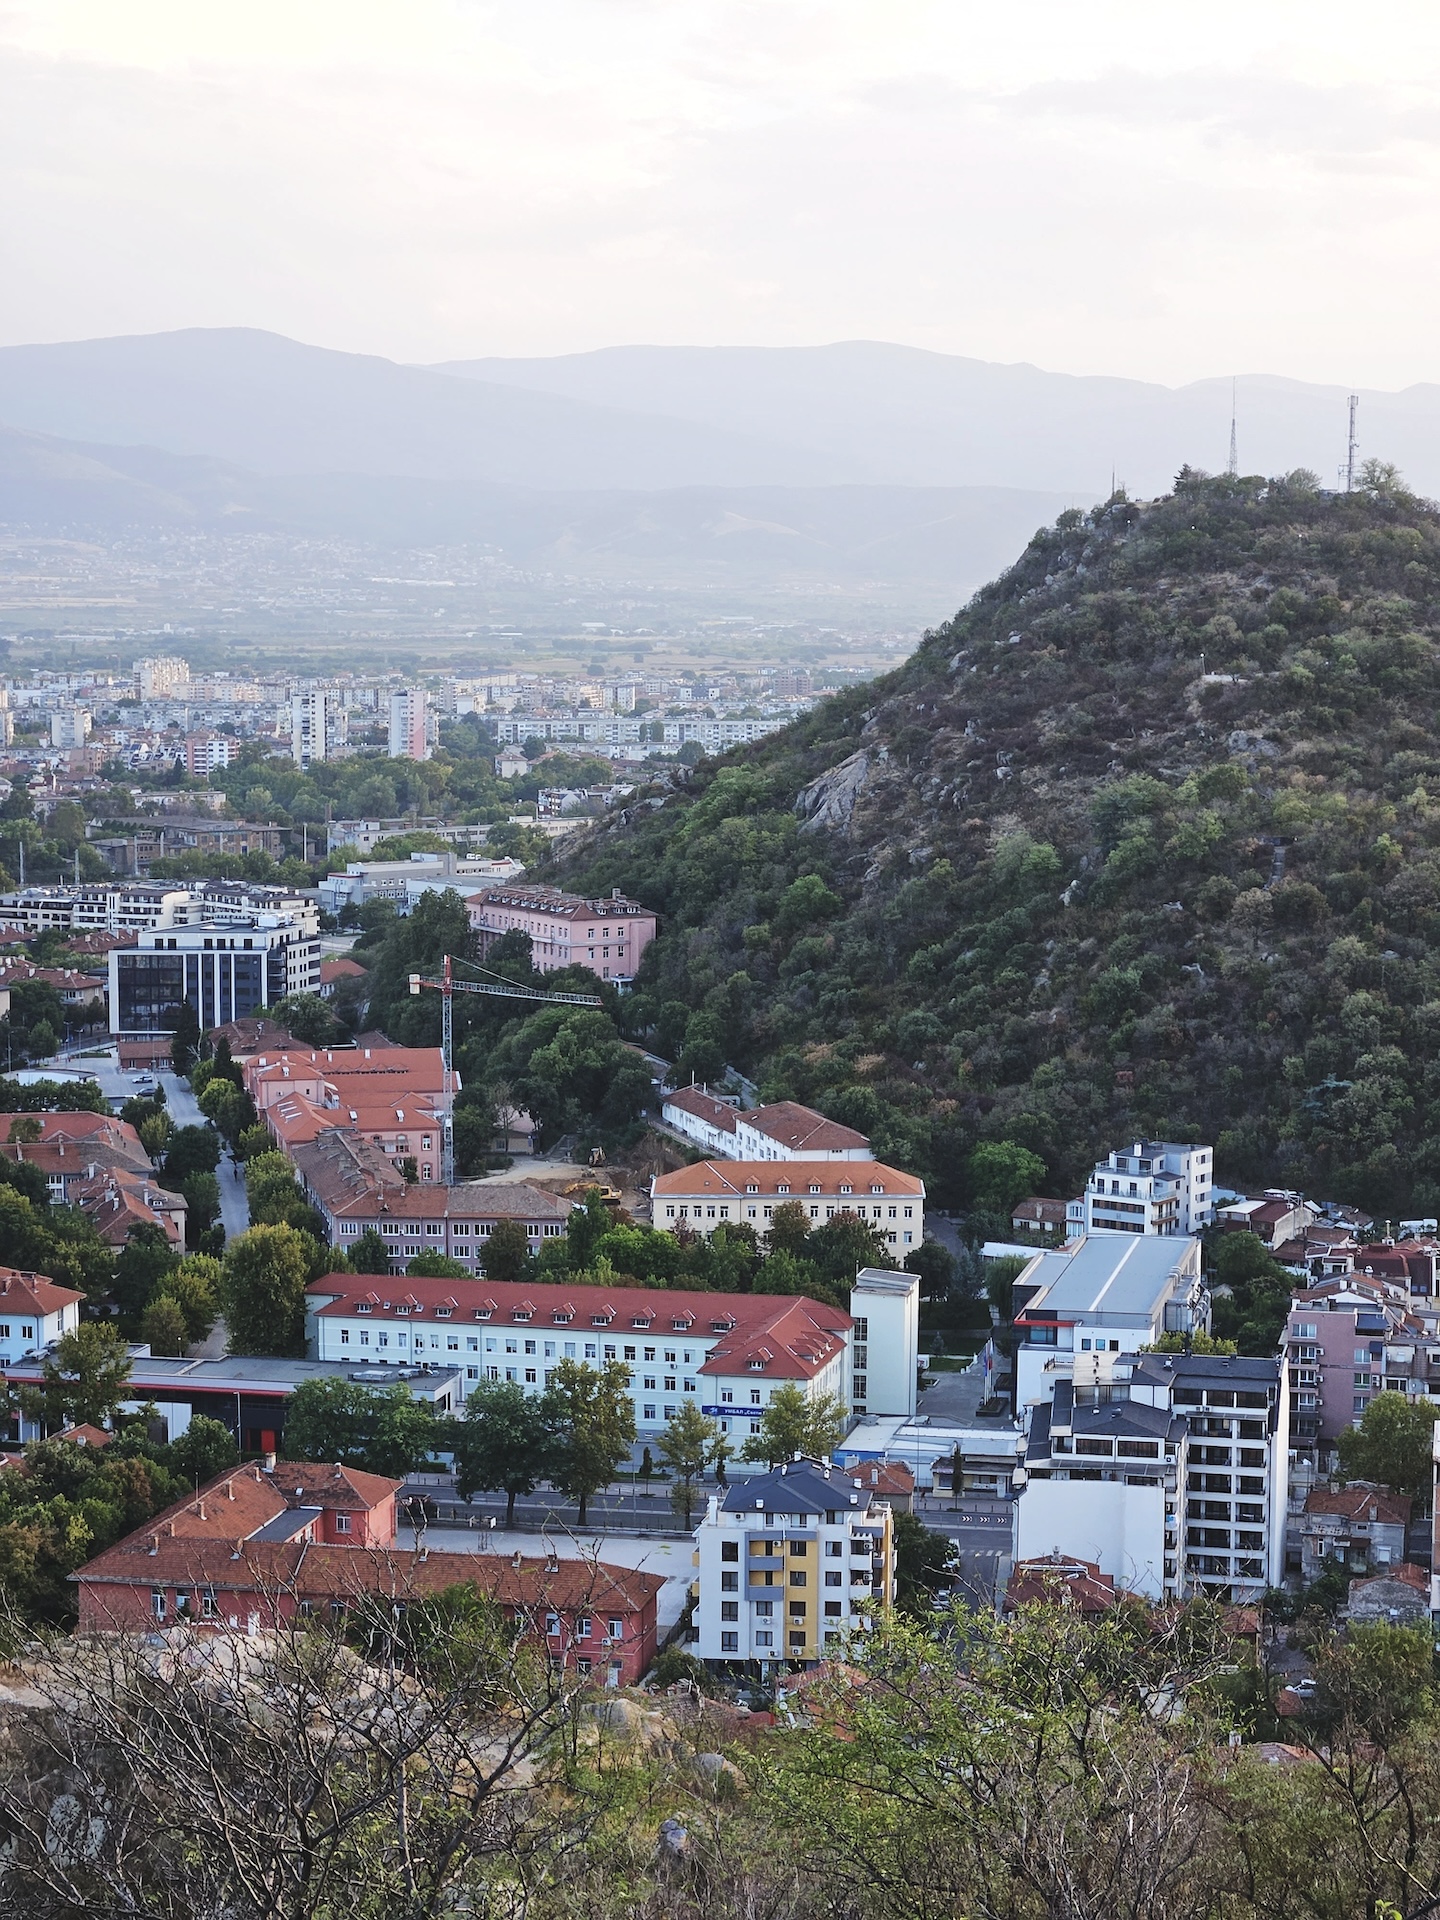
xmin=1066 ymin=1141 xmax=1215 ymax=1237
xmin=661 ymin=1087 xmax=872 ymax=1162
xmin=133 ymin=655 xmax=191 ymax=701
xmin=183 ymin=731 xmax=235 ymax=777
xmin=650 ymin=1160 xmax=924 ymax=1255
xmin=467 ymin=884 xmax=657 ymax=985
xmin=1284 ymin=1281 xmax=1440 ymax=1457
xmin=0 ymin=1111 xmax=154 ymax=1203
xmin=108 ymin=910 xmax=320 ymax=1036
xmin=318 ymin=853 xmax=523 ymax=918
xmin=50 ymin=707 xmax=92 ymax=749
xmin=850 ymin=1267 xmax=921 ymax=1419
xmin=691 ymin=1458 xmax=895 ymax=1669
xmin=0 ymin=881 xmax=315 ymax=938
xmin=1011 ymin=1233 xmax=1210 ymax=1409
xmin=387 ymin=687 xmax=431 ymax=761
xmin=1014 ymin=1349 xmax=1288 ymax=1601
xmin=290 ymin=688 xmax=348 ymax=767
xmin=266 ymin=1089 xmax=447 ymax=1185
xmin=305 ymin=1271 xmax=854 ymax=1429
xmin=1297 ymin=1486 xmax=1411 ymax=1582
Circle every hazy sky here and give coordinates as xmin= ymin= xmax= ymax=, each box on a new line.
xmin=3 ymin=1 xmax=1439 ymax=386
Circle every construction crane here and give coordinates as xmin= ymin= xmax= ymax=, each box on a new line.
xmin=408 ymin=954 xmax=603 ymax=1184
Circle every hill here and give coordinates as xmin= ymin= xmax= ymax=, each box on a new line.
xmin=560 ymin=467 xmax=1440 ymax=1218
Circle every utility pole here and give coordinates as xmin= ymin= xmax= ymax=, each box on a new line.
xmin=1346 ymin=393 xmax=1359 ymax=492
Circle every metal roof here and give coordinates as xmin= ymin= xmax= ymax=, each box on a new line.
xmin=1018 ymin=1234 xmax=1197 ymax=1322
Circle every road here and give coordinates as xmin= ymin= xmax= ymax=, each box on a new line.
xmin=59 ymin=1047 xmax=250 ymax=1243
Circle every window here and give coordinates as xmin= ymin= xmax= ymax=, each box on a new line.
xmin=340 ymin=1329 xmax=350 ymax=1345
xmin=721 ymin=1632 xmax=739 ymax=1652
xmin=607 ymin=1617 xmax=623 ymax=1640
xmin=721 ymin=1540 xmax=738 ymax=1562
xmin=824 ymin=1570 xmax=842 ymax=1587
xmin=721 ymin=1570 xmax=738 ymax=1591
xmin=721 ymin=1601 xmax=738 ymax=1621
xmin=335 ymin=1513 xmax=352 ymax=1535
xmin=545 ymin=1612 xmax=561 ymax=1636
xmin=151 ymin=1588 xmax=166 ymax=1621
xmin=577 ymin=1616 xmax=592 ymax=1638
xmin=755 ymin=1630 xmax=774 ymax=1647
xmin=790 ymin=1539 xmax=807 ymax=1556
xmin=789 ymin=1570 xmax=807 ymax=1587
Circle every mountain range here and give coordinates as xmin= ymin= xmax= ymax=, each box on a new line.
xmin=0 ymin=329 xmax=1435 ymax=602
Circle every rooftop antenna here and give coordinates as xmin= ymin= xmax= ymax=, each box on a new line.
xmin=1227 ymin=378 xmax=1238 ymax=477
xmin=1345 ymin=393 xmax=1359 ymax=492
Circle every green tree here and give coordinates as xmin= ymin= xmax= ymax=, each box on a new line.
xmin=137 ymin=1112 xmax=172 ymax=1158
xmin=764 ymin=1200 xmax=812 ymax=1261
xmin=179 ymin=1171 xmax=221 ymax=1246
xmin=481 ymin=1217 xmax=532 ymax=1283
xmin=152 ymin=1255 xmax=221 ymax=1345
xmin=111 ymin=1221 xmax=180 ymax=1328
xmin=892 ymin=1510 xmax=959 ymax=1618
xmin=808 ymin=1210 xmax=894 ymax=1290
xmin=169 ymin=1000 xmax=202 ymax=1075
xmin=163 ymin=1123 xmax=222 ymax=1182
xmin=369 ymin=1383 xmax=436 ymax=1478
xmin=349 ymin=1227 xmax=393 ymax=1274
xmin=140 ymin=1295 xmax=189 ymax=1357
xmin=169 ymin=1415 xmax=239 ymax=1485
xmin=199 ymin=1077 xmax=255 ymax=1145
xmin=965 ymin=1141 xmax=1047 ymax=1214
xmin=406 ymin=1251 xmax=469 ymax=1278
xmin=1336 ymin=1390 xmax=1440 ymax=1504
xmin=23 ymin=1323 xmax=132 ymax=1432
xmin=740 ymin=1382 xmax=847 ymax=1467
xmin=281 ymin=1375 xmax=378 ymax=1466
xmin=546 ymin=1357 xmax=637 ymax=1525
xmin=269 ymin=992 xmax=340 ymax=1046
xmin=657 ymin=1400 xmax=718 ymax=1527
xmin=451 ymin=1378 xmax=556 ymax=1524
xmin=221 ymin=1224 xmax=312 ymax=1357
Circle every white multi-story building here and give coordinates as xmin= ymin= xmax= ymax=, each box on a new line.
xmin=1013 ymin=1349 xmax=1289 ymax=1602
xmin=183 ymin=731 xmax=235 ymax=777
xmin=0 ymin=882 xmax=317 ymax=939
xmin=304 ymin=1273 xmax=857 ymax=1431
xmin=50 ymin=707 xmax=92 ymax=749
xmin=661 ymin=1088 xmax=872 ymax=1162
xmin=388 ymin=688 xmax=431 ymax=762
xmin=108 ymin=910 xmax=320 ymax=1035
xmin=1011 ymin=1233 xmax=1210 ymax=1409
xmin=133 ymin=655 xmax=191 ymax=701
xmin=291 ymin=689 xmax=349 ymax=767
xmin=850 ymin=1268 xmax=920 ymax=1419
xmin=1066 ymin=1141 xmax=1215 ymax=1237
xmin=692 ymin=1458 xmax=895 ymax=1669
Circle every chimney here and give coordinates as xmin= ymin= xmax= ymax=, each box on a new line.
xmin=146 ymin=1535 xmax=158 ymax=1555
xmin=261 ymin=1451 xmax=277 ymax=1473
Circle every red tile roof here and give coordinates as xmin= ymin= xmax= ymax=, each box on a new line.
xmin=652 ymin=1159 xmax=923 ymax=1198
xmin=1006 ymin=1554 xmax=1118 ymax=1614
xmin=1304 ymin=1486 xmax=1412 ymax=1526
xmin=319 ymin=957 xmax=367 ymax=983
xmin=307 ymin=1273 xmax=851 ymax=1379
xmin=1349 ymin=1561 xmax=1430 ymax=1594
xmin=0 ymin=1266 xmax=84 ymax=1319
xmin=663 ymin=1087 xmax=739 ymax=1132
xmin=744 ymin=1102 xmax=871 ymax=1154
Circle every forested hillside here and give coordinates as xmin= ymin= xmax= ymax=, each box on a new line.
xmin=564 ymin=466 xmax=1440 ymax=1216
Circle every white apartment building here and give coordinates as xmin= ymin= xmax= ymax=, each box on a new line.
xmin=50 ymin=707 xmax=92 ymax=749
xmin=291 ymin=688 xmax=349 ymax=767
xmin=661 ymin=1087 xmax=872 ymax=1162
xmin=692 ymin=1458 xmax=895 ymax=1669
xmin=317 ymin=854 xmax=524 ymax=918
xmin=1066 ymin=1141 xmax=1215 ymax=1237
xmin=1014 ymin=1349 xmax=1289 ymax=1602
xmin=304 ymin=1274 xmax=857 ymax=1431
xmin=133 ymin=655 xmax=191 ymax=701
xmin=1011 ymin=1233 xmax=1210 ymax=1409
xmin=183 ymin=731 xmax=235 ymax=777
xmin=650 ymin=1161 xmax=925 ymax=1257
xmin=0 ymin=882 xmax=317 ymax=940
xmin=388 ymin=687 xmax=431 ymax=762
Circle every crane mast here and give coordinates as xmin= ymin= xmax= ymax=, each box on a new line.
xmin=408 ymin=953 xmax=603 ymax=1185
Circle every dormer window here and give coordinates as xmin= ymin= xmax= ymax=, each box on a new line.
xmin=512 ymin=1310 xmax=531 ymax=1323
xmin=435 ymin=1307 xmax=453 ymax=1318
xmin=745 ymin=1183 xmax=759 ymax=1194
xmin=776 ymin=1183 xmax=790 ymax=1194
xmin=591 ymin=1313 xmax=612 ymax=1327
xmin=552 ymin=1310 xmax=573 ymax=1324
xmin=474 ymin=1308 xmax=492 ymax=1320
xmin=839 ymin=1184 xmax=853 ymax=1196
xmin=356 ymin=1302 xmax=372 ymax=1314
xmin=630 ymin=1315 xmax=651 ymax=1329
xmin=748 ymin=1358 xmax=765 ymax=1370
xmin=869 ymin=1184 xmax=883 ymax=1195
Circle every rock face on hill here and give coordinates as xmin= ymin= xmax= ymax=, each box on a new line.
xmin=563 ymin=469 xmax=1440 ymax=1215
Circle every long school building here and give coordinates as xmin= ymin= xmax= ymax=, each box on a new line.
xmin=649 ymin=1160 xmax=925 ymax=1257
xmin=305 ymin=1273 xmax=864 ymax=1438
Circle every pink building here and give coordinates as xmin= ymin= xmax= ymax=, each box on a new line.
xmin=467 ymin=885 xmax=656 ymax=985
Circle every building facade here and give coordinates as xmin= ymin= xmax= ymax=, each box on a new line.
xmin=650 ymin=1160 xmax=924 ymax=1257
xmin=291 ymin=689 xmax=349 ymax=767
xmin=467 ymin=885 xmax=657 ymax=985
xmin=1066 ymin=1141 xmax=1216 ymax=1237
xmin=108 ymin=910 xmax=321 ymax=1035
xmin=850 ymin=1267 xmax=920 ymax=1419
xmin=0 ymin=1267 xmax=84 ymax=1369
xmin=305 ymin=1271 xmax=854 ymax=1430
xmin=661 ymin=1088 xmax=872 ymax=1162
xmin=692 ymin=1459 xmax=895 ymax=1668
xmin=388 ymin=687 xmax=431 ymax=761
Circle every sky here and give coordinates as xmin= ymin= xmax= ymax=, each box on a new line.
xmin=2 ymin=0 xmax=1439 ymax=386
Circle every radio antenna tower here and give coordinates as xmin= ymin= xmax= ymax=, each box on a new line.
xmin=1227 ymin=378 xmax=1238 ymax=477
xmin=1345 ymin=393 xmax=1359 ymax=492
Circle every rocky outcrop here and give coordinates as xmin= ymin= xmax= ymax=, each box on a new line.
xmin=795 ymin=749 xmax=876 ymax=835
